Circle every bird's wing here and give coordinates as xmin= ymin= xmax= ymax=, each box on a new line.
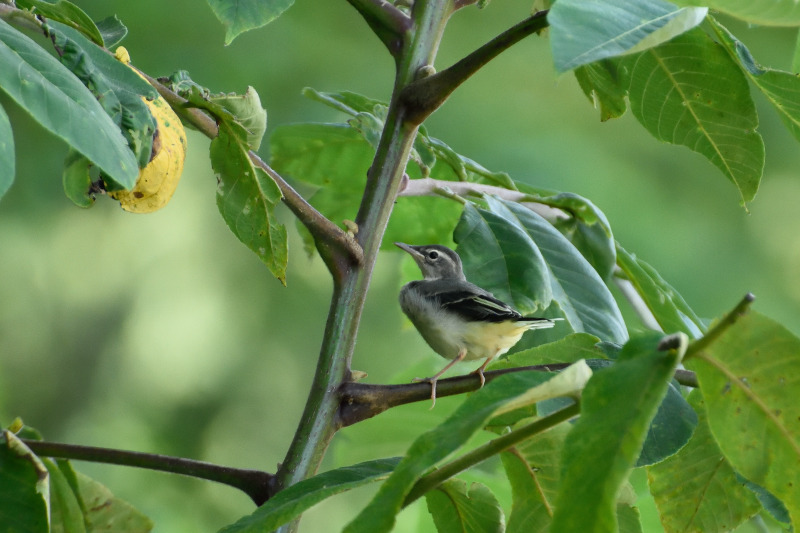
xmin=435 ymin=285 xmax=523 ymax=323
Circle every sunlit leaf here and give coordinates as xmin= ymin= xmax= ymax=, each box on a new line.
xmin=625 ymin=27 xmax=763 ymax=205
xmin=76 ymin=471 xmax=152 ymax=532
xmin=206 ymin=0 xmax=294 ymax=44
xmin=686 ymin=311 xmax=800 ymax=527
xmin=425 ymin=479 xmax=504 ymax=533
xmin=670 ymin=0 xmax=800 ymax=26
xmin=212 ymin=122 xmax=287 ymax=283
xmin=550 ymin=332 xmax=685 ymax=533
xmin=648 ymin=390 xmax=760 ymax=533
xmin=210 ymin=86 xmax=267 ymax=150
xmin=0 ymin=18 xmax=138 ymax=187
xmin=549 ymin=0 xmax=707 ymax=72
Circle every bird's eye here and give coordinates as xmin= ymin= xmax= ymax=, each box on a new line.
xmin=428 ymin=250 xmax=439 ymax=260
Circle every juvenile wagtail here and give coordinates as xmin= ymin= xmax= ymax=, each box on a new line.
xmin=396 ymin=242 xmax=558 ymax=406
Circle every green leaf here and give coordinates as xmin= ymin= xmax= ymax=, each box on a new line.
xmin=206 ymin=0 xmax=294 ymax=45
xmin=686 ymin=311 xmax=800 ymax=527
xmin=710 ymin=17 xmax=800 ymax=145
xmin=454 ymin=203 xmax=553 ymax=315
xmin=491 ymin=332 xmax=603 ymax=368
xmin=549 ymin=0 xmax=707 ymax=72
xmin=480 ymin=197 xmax=628 ymax=343
xmin=670 ymin=0 xmax=800 ymax=26
xmin=648 ymin=390 xmax=761 ymax=533
xmin=95 ymin=15 xmax=127 ymax=49
xmin=574 ymin=60 xmax=628 ymax=121
xmin=210 ymin=86 xmax=267 ymax=150
xmin=625 ymin=27 xmax=764 ymax=206
xmin=636 ymin=380 xmax=697 ymax=467
xmin=550 ymin=332 xmax=685 ymax=533
xmin=45 ymin=459 xmax=86 ymax=533
xmin=75 ymin=471 xmax=152 ymax=532
xmin=739 ymin=477 xmax=792 ymax=526
xmin=617 ymin=503 xmax=643 ymax=533
xmin=62 ymin=149 xmax=95 ymax=208
xmin=0 ymin=102 xmax=13 ymax=200
xmin=425 ymin=479 xmax=504 ymax=533
xmin=16 ymin=0 xmax=104 ymax=46
xmin=344 ymin=367 xmax=588 ymax=533
xmin=219 ymin=458 xmax=399 ymax=533
xmin=0 ymin=430 xmax=49 ymax=533
xmin=44 ymin=19 xmax=157 ymax=173
xmin=616 ymin=244 xmax=705 ymax=338
xmin=501 ymin=424 xmax=572 ymax=532
xmin=212 ymin=122 xmax=288 ymax=283
xmin=0 ymin=18 xmax=139 ymax=187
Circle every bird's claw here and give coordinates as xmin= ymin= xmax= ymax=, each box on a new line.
xmin=412 ymin=376 xmax=438 ymax=409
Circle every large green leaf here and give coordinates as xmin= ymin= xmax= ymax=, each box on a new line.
xmin=454 ymin=203 xmax=553 ymax=315
xmin=549 ymin=0 xmax=707 ymax=72
xmin=0 ymin=18 xmax=139 ymax=187
xmin=0 ymin=102 xmax=13 ymax=200
xmin=0 ymin=431 xmax=48 ymax=533
xmin=212 ymin=122 xmax=288 ymax=283
xmin=476 ymin=197 xmax=628 ymax=343
xmin=635 ymin=380 xmax=697 ymax=467
xmin=43 ymin=20 xmax=158 ymax=173
xmin=671 ymin=0 xmax=800 ymax=26
xmin=616 ymin=244 xmax=705 ymax=338
xmin=648 ymin=390 xmax=761 ymax=533
xmin=686 ymin=311 xmax=800 ymax=528
xmin=425 ymin=479 xmax=504 ymax=533
xmin=550 ymin=332 xmax=685 ymax=533
xmin=219 ymin=458 xmax=399 ymax=533
xmin=625 ymin=27 xmax=763 ymax=205
xmin=710 ymin=17 xmax=800 ymax=144
xmin=344 ymin=364 xmax=590 ymax=533
xmin=206 ymin=0 xmax=294 ymax=44
xmin=16 ymin=0 xmax=104 ymax=45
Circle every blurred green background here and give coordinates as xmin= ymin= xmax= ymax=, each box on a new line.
xmin=1 ymin=1 xmax=797 ymax=531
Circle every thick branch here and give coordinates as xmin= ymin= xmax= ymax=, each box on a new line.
xmin=145 ymin=75 xmax=364 ymax=271
xmin=345 ymin=0 xmax=411 ymax=56
xmin=339 ymin=363 xmax=699 ymax=426
xmin=23 ymin=439 xmax=274 ymax=505
xmin=402 ymin=401 xmax=581 ymax=506
xmin=399 ymin=10 xmax=549 ymax=123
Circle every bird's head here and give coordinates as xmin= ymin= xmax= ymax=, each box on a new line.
xmin=394 ymin=242 xmax=466 ymax=281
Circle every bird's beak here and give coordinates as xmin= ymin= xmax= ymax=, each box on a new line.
xmin=394 ymin=242 xmax=424 ymax=261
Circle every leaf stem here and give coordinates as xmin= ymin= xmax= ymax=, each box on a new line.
xmin=400 ymin=10 xmax=549 ymax=123
xmin=23 ymin=439 xmax=274 ymax=505
xmin=402 ymin=401 xmax=580 ymax=506
xmin=685 ymin=292 xmax=755 ymax=359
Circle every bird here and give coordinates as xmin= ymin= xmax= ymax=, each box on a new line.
xmin=395 ymin=242 xmax=558 ymax=406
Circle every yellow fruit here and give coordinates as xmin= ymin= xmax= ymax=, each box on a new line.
xmin=109 ymin=47 xmax=187 ymax=213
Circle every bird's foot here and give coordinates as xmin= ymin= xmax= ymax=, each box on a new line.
xmin=469 ymin=367 xmax=487 ymax=388
xmin=412 ymin=376 xmax=439 ymax=409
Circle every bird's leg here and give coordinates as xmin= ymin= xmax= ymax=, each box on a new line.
xmin=413 ymin=348 xmax=467 ymax=408
xmin=471 ymin=353 xmax=497 ymax=388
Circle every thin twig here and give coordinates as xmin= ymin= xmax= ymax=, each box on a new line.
xmin=402 ymin=401 xmax=580 ymax=506
xmin=685 ymin=293 xmax=755 ymax=359
xmin=613 ymin=273 xmax=663 ymax=331
xmin=400 ymin=10 xmax=549 ymax=123
xmin=345 ymin=0 xmax=411 ymax=56
xmin=23 ymin=439 xmax=274 ymax=505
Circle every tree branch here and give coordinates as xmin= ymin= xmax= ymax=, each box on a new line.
xmin=345 ymin=0 xmax=411 ymax=56
xmin=144 ymin=75 xmax=364 ymax=271
xmin=399 ymin=10 xmax=549 ymax=123
xmin=402 ymin=401 xmax=581 ymax=506
xmin=23 ymin=439 xmax=274 ymax=505
xmin=612 ymin=271 xmax=663 ymax=331
xmin=339 ymin=363 xmax=699 ymax=426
